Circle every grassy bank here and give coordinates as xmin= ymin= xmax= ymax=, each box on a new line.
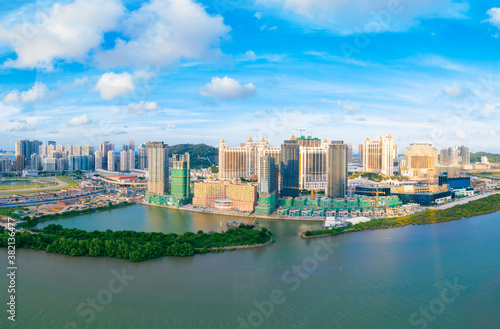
xmin=0 ymin=224 xmax=273 ymax=262
xmin=18 ymin=202 xmax=134 ymax=229
xmin=303 ymin=194 xmax=500 ymax=238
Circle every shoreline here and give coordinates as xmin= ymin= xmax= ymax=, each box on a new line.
xmin=299 ymin=194 xmax=500 ymax=239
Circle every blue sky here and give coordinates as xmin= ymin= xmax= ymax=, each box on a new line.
xmin=0 ymin=0 xmax=499 ymax=152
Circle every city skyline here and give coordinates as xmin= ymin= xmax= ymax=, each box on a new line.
xmin=1 ymin=1 xmax=500 ymax=152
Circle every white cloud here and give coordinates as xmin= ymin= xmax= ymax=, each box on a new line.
xmin=0 ymin=0 xmax=124 ymax=70
xmin=486 ymin=8 xmax=500 ymax=28
xmin=455 ymin=128 xmax=467 ymax=140
xmin=201 ymin=77 xmax=257 ymax=100
xmin=255 ymin=12 xmax=263 ymax=20
xmin=72 ymin=76 xmax=89 ymax=87
xmin=95 ymin=0 xmax=230 ymax=69
xmin=127 ymin=101 xmax=160 ymax=114
xmin=257 ymin=0 xmax=468 ymax=34
xmin=157 ymin=124 xmax=176 ymax=130
xmin=482 ymin=104 xmax=495 ymax=117
xmin=479 ymin=130 xmax=497 ymax=137
xmin=409 ymin=54 xmax=463 ymax=71
xmin=338 ymin=100 xmax=360 ymax=114
xmin=443 ymin=83 xmax=463 ymax=97
xmin=3 ymin=82 xmax=48 ymax=104
xmin=237 ymin=50 xmax=284 ymax=62
xmin=68 ymin=114 xmax=91 ymax=126
xmin=96 ymin=72 xmax=135 ymax=100
xmin=9 ymin=122 xmax=36 ymax=131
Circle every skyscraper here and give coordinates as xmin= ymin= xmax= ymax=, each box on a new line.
xmin=100 ymin=141 xmax=114 ymax=168
xmin=171 ymin=153 xmax=190 ymax=199
xmin=15 ymin=154 xmax=25 ymax=171
xmin=107 ymin=150 xmax=115 ymax=171
xmin=403 ymin=143 xmax=438 ymax=178
xmin=147 ymin=142 xmax=169 ymax=195
xmin=326 ymin=141 xmax=347 ymax=198
xmin=280 ymin=136 xmax=300 ymax=197
xmin=94 ymin=151 xmax=102 ymax=170
xmin=128 ymin=149 xmax=135 ymax=170
xmin=120 ymin=149 xmax=129 ymax=171
xmin=459 ymin=145 xmax=470 ymax=165
xmin=440 ymin=146 xmax=459 ymax=166
xmin=129 ymin=140 xmax=135 ymax=152
xmin=362 ymin=136 xmax=394 ymax=176
xmin=137 ymin=145 xmax=148 ymax=170
xmin=259 ymin=155 xmax=277 ymax=195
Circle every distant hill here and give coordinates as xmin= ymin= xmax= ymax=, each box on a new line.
xmin=470 ymin=152 xmax=500 ymax=163
xmin=167 ymin=143 xmax=218 ymax=169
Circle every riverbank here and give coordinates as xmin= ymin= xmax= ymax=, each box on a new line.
xmin=147 ymin=202 xmax=324 ymax=222
xmin=301 ymin=194 xmax=500 ymax=238
xmin=18 ymin=202 xmax=135 ymax=228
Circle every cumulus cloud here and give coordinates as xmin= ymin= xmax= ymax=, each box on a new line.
xmin=96 ymin=72 xmax=135 ymax=100
xmin=68 ymin=114 xmax=91 ymax=126
xmin=201 ymin=76 xmax=256 ymax=100
xmin=3 ymin=82 xmax=48 ymax=104
xmin=443 ymin=83 xmax=463 ymax=97
xmin=0 ymin=0 xmax=124 ymax=70
xmin=257 ymin=0 xmax=468 ymax=34
xmin=486 ymin=8 xmax=500 ymax=28
xmin=482 ymin=104 xmax=495 ymax=117
xmin=127 ymin=101 xmax=159 ymax=114
xmin=479 ymin=130 xmax=497 ymax=137
xmin=95 ymin=0 xmax=230 ymax=69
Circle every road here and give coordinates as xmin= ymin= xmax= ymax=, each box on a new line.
xmin=434 ymin=191 xmax=499 ymax=210
xmin=0 ymin=191 xmax=104 ymax=208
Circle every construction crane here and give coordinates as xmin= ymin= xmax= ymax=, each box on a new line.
xmin=293 ymin=128 xmax=306 ymax=137
xmin=346 ymin=187 xmax=385 ymax=207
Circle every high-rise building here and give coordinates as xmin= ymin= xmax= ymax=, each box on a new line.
xmin=0 ymin=158 xmax=13 ymax=172
xmin=403 ymin=143 xmax=438 ymax=178
xmin=259 ymin=156 xmax=277 ymax=195
xmin=128 ymin=149 xmax=135 ymax=170
xmin=440 ymin=146 xmax=459 ymax=166
xmin=362 ymin=136 xmax=394 ymax=176
xmin=147 ymin=142 xmax=169 ymax=195
xmin=107 ymin=150 xmax=115 ymax=171
xmin=15 ymin=140 xmax=41 ymax=159
xmin=280 ymin=136 xmax=300 ymax=197
xmin=129 ymin=140 xmax=135 ymax=152
xmin=326 ymin=141 xmax=347 ymax=198
xmin=100 ymin=141 xmax=114 ymax=168
xmin=15 ymin=154 xmax=25 ymax=171
xmin=358 ymin=144 xmax=363 ymax=163
xmin=120 ymin=149 xmax=129 ymax=171
xmin=346 ymin=143 xmax=353 ymax=163
xmin=94 ymin=151 xmax=102 ymax=170
xmin=459 ymin=145 xmax=470 ymax=165
xmin=171 ymin=153 xmax=190 ymax=199
xmin=218 ymin=137 xmax=258 ymax=180
xmin=299 ymin=139 xmax=328 ymax=190
xmin=137 ymin=145 xmax=148 ymax=170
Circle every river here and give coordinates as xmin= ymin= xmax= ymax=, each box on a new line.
xmin=1 ymin=204 xmax=499 ymax=329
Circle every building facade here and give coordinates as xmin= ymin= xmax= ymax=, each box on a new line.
xmin=362 ymin=135 xmax=394 ymax=176
xmin=281 ymin=136 xmax=300 ymax=197
xmin=326 ymin=141 xmax=347 ymax=198
xmin=171 ymin=153 xmax=190 ymax=199
xmin=147 ymin=142 xmax=169 ymax=195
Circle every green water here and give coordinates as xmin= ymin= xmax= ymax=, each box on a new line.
xmin=2 ymin=205 xmax=500 ymax=329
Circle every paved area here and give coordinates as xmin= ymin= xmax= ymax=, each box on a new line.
xmin=435 ymin=191 xmax=499 ymax=210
